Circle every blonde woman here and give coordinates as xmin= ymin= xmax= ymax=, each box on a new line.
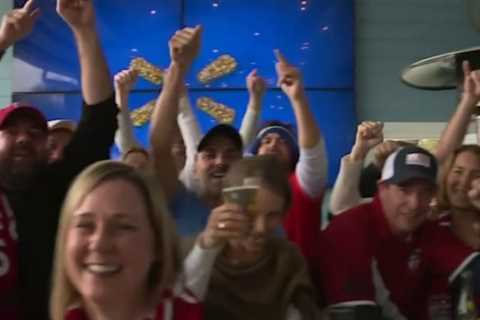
xmin=50 ymin=160 xmax=202 ymax=320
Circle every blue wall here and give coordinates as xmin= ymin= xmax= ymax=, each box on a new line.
xmin=12 ymin=0 xmax=355 ymax=185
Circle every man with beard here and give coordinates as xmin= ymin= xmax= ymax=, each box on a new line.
xmin=0 ymin=0 xmax=117 ymax=319
xmin=247 ymin=50 xmax=327 ymax=262
xmin=149 ymin=26 xmax=245 ymax=236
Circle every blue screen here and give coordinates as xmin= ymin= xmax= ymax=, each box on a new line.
xmin=12 ymin=0 xmax=355 ymax=185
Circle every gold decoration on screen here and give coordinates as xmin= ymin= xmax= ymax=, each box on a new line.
xmin=130 ymin=100 xmax=156 ymax=127
xmin=130 ymin=57 xmax=164 ymax=85
xmin=198 ymin=55 xmax=237 ymax=84
xmin=197 ymin=97 xmax=235 ymax=124
xmin=417 ymin=139 xmax=439 ymax=153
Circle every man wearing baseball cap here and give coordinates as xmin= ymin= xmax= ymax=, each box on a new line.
xmin=163 ymin=122 xmax=243 ymax=236
xmin=0 ymin=1 xmax=118 ymax=319
xmin=314 ymin=146 xmax=438 ymax=319
xmin=0 ymin=103 xmax=49 ymax=189
xmin=149 ymin=26 xmax=246 ymax=236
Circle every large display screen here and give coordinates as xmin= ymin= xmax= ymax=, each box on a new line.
xmin=12 ymin=0 xmax=355 ymax=184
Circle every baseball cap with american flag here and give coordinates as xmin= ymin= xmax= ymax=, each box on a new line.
xmin=381 ymin=146 xmax=438 ymax=185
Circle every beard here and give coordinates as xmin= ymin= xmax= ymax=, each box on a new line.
xmin=0 ymin=155 xmax=46 ymax=191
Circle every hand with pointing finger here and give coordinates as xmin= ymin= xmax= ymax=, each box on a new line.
xmin=247 ymin=69 xmax=267 ymax=98
xmin=274 ymin=49 xmax=305 ymax=102
xmin=0 ymin=0 xmax=40 ymax=51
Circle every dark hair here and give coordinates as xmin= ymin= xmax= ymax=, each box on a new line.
xmin=224 ymin=155 xmax=292 ymax=211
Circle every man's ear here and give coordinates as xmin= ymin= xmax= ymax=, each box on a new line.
xmin=377 ymin=180 xmax=386 ymax=192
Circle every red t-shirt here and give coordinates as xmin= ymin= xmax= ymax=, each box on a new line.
xmin=283 ymin=173 xmax=323 ymax=264
xmin=0 ymin=195 xmax=19 ymax=319
xmin=65 ymin=295 xmax=203 ymax=320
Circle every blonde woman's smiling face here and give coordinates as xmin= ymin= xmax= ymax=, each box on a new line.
xmin=65 ymin=178 xmax=155 ymax=304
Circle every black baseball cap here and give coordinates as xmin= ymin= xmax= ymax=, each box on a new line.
xmin=197 ymin=124 xmax=243 ymax=152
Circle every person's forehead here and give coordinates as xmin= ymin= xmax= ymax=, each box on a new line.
xmin=262 ymin=132 xmax=282 ymax=139
xmin=395 ymin=178 xmax=436 ymax=190
xmin=254 ymin=188 xmax=285 ymax=210
xmin=49 ymin=128 xmax=74 ymax=138
xmin=453 ymin=150 xmax=480 ymax=167
xmin=201 ymin=136 xmax=239 ymax=152
xmin=2 ymin=112 xmax=43 ymax=128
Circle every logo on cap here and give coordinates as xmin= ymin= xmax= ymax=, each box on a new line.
xmin=406 ymin=153 xmax=431 ymax=168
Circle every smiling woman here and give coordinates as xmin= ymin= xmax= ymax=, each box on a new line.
xmin=50 ymin=160 xmax=202 ymax=320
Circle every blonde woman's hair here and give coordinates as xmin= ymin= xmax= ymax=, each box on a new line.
xmin=50 ymin=160 xmax=179 ymax=320
xmin=436 ymin=144 xmax=480 ymax=212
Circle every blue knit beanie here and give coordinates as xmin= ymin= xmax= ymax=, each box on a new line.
xmin=247 ymin=121 xmax=299 ymax=170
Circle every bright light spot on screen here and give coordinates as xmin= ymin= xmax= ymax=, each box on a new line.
xmin=131 ymin=48 xmax=138 ymax=53
xmin=212 ymin=1 xmax=219 ymax=7
xmin=322 ymin=26 xmax=329 ymax=31
xmin=253 ymin=32 xmax=261 ymax=37
xmin=212 ymin=48 xmax=220 ymax=53
xmin=150 ymin=10 xmax=157 ymax=15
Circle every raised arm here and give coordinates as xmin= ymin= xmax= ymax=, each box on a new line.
xmin=114 ymin=69 xmax=142 ymax=154
xmin=275 ymin=50 xmax=320 ymax=148
xmin=240 ymin=69 xmax=266 ymax=147
xmin=177 ymin=84 xmax=202 ymax=188
xmin=0 ymin=0 xmax=39 ymax=59
xmin=150 ymin=26 xmax=202 ymax=200
xmin=57 ymin=0 xmax=112 ymax=105
xmin=275 ymin=49 xmax=326 ymax=198
xmin=330 ymin=121 xmax=383 ymax=215
xmin=435 ymin=61 xmax=480 ymax=163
